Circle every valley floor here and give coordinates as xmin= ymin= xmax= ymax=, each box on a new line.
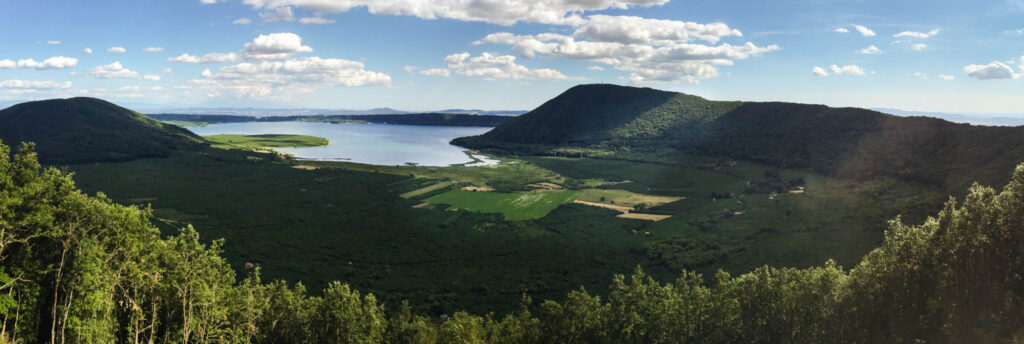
xmin=67 ymin=146 xmax=945 ymax=314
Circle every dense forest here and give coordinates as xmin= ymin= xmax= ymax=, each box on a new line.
xmin=148 ymin=113 xmax=513 ymax=127
xmin=0 ymin=98 xmax=206 ymax=165
xmin=3 ymin=139 xmax=1023 ymax=343
xmin=454 ymin=84 xmax=1024 ymax=192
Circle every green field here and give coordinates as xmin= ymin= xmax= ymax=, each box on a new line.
xmin=205 ymin=134 xmax=330 ymax=150
xmin=426 ymin=190 xmax=580 ymax=220
xmin=577 ymin=188 xmax=682 ymax=207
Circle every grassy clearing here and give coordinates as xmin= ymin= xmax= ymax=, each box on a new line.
xmin=577 ymin=189 xmax=682 ymax=207
xmin=426 ymin=190 xmax=580 ymax=220
xmin=205 ymin=134 xmax=330 ymax=150
xmin=399 ymin=181 xmax=455 ymax=199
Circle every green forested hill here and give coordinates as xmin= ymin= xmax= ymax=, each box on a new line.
xmin=454 ymin=84 xmax=1024 ymax=192
xmin=0 ymin=97 xmax=205 ymax=164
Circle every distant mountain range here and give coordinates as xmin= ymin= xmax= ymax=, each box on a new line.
xmin=454 ymin=84 xmax=1024 ymax=192
xmin=139 ymin=107 xmax=526 ymax=117
xmin=872 ymin=108 xmax=1024 ymax=126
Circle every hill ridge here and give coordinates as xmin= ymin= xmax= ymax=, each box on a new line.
xmin=0 ymin=97 xmax=206 ymax=164
xmin=454 ymin=84 xmax=1024 ymax=192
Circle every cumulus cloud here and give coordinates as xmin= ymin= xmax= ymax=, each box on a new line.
xmin=572 ymin=15 xmax=741 ymax=45
xmin=234 ymin=0 xmax=669 ymax=25
xmin=15 ymin=56 xmax=79 ymax=70
xmin=0 ymin=60 xmax=14 ymax=69
xmin=142 ymin=74 xmax=162 ymax=81
xmin=242 ymin=33 xmax=313 ymax=60
xmin=47 ymin=40 xmax=61 ymax=45
xmin=434 ymin=52 xmax=569 ymax=80
xmin=859 ymin=45 xmax=882 ymax=54
xmin=894 ymin=28 xmax=940 ymax=39
xmin=0 ymin=80 xmax=72 ymax=89
xmin=142 ymin=47 xmax=164 ymax=53
xmin=474 ymin=32 xmax=777 ymax=83
xmin=588 ymin=65 xmax=605 ymax=71
xmin=299 ymin=12 xmax=335 ymax=24
xmin=813 ymin=64 xmax=866 ymax=76
xmin=260 ymin=6 xmax=295 ymax=21
xmin=403 ymin=65 xmax=418 ymax=74
xmin=852 ymin=24 xmax=876 ymax=37
xmin=233 ymin=18 xmax=252 ymax=24
xmin=193 ymin=57 xmax=391 ymax=98
xmin=83 ymin=48 xmax=93 ymax=55
xmin=963 ymin=61 xmax=1018 ymax=80
xmin=167 ymin=52 xmax=242 ymax=64
xmin=108 ymin=46 xmax=127 ymax=53
xmin=938 ymin=74 xmax=954 ymax=80
xmin=419 ymin=68 xmax=451 ymax=77
xmin=834 ymin=27 xmax=849 ymax=33
xmin=201 ymin=69 xmax=213 ymax=78
xmin=89 ymin=61 xmax=140 ymax=78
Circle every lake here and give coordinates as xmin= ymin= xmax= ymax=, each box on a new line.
xmin=185 ymin=121 xmax=493 ymax=166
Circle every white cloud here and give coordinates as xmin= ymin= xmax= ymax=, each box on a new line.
xmin=859 ymin=45 xmax=882 ymax=54
xmin=435 ymin=52 xmax=569 ymax=80
xmin=813 ymin=64 xmax=865 ymax=76
xmin=233 ymin=18 xmax=252 ymax=24
xmin=834 ymin=27 xmax=849 ymax=33
xmin=938 ymin=74 xmax=954 ymax=80
xmin=894 ymin=28 xmax=940 ymax=39
xmin=193 ymin=57 xmax=391 ymax=98
xmin=419 ymin=68 xmax=451 ymax=77
xmin=474 ymin=32 xmax=777 ymax=83
xmin=852 ymin=24 xmax=876 ymax=37
xmin=142 ymin=47 xmax=164 ymax=53
xmin=15 ymin=56 xmax=79 ymax=70
xmin=913 ymin=72 xmax=928 ymax=79
xmin=201 ymin=69 xmax=213 ymax=78
xmin=108 ymin=46 xmax=127 ymax=53
xmin=162 ymin=67 xmax=173 ymax=74
xmin=964 ymin=61 xmax=1018 ymax=80
xmin=89 ymin=61 xmax=140 ymax=78
xmin=912 ymin=43 xmax=927 ymax=51
xmin=299 ymin=12 xmax=335 ymax=24
xmin=83 ymin=48 xmax=93 ymax=55
xmin=241 ymin=32 xmax=313 ymax=60
xmin=260 ymin=6 xmax=295 ymax=22
xmin=0 ymin=60 xmax=14 ymax=69
xmin=588 ymin=65 xmax=605 ymax=71
xmin=167 ymin=52 xmax=241 ymax=63
xmin=235 ymin=0 xmax=670 ymax=25
xmin=403 ymin=65 xmax=418 ymax=74
xmin=0 ymin=80 xmax=72 ymax=89
xmin=142 ymin=74 xmax=162 ymax=81
xmin=47 ymin=40 xmax=61 ymax=45
xmin=572 ymin=15 xmax=741 ymax=45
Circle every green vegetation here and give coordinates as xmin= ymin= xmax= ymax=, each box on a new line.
xmin=576 ymin=189 xmax=681 ymax=207
xmin=0 ymin=97 xmax=205 ymax=164
xmin=4 ymin=140 xmax=1024 ymax=343
xmin=426 ymin=190 xmax=580 ymax=220
xmin=205 ymin=134 xmax=330 ymax=150
xmin=399 ymin=181 xmax=455 ymax=198
xmin=454 ymin=84 xmax=1024 ymax=192
xmin=149 ymin=112 xmax=513 ymax=127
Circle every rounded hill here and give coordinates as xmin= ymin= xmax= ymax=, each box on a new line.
xmin=0 ymin=97 xmax=206 ymax=164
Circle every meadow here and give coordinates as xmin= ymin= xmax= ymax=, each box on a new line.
xmin=205 ymin=133 xmax=330 ymax=149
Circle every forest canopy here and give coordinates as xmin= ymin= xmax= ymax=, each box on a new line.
xmin=1 ymin=139 xmax=1023 ymax=343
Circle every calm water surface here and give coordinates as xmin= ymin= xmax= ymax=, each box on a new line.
xmin=186 ymin=122 xmax=493 ymax=166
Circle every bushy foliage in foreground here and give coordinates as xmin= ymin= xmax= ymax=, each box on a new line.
xmin=1 ymin=140 xmax=1022 ymax=343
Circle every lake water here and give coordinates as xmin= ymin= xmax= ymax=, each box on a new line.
xmin=185 ymin=122 xmax=493 ymax=166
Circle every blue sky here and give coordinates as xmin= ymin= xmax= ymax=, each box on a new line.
xmin=1 ymin=0 xmax=1023 ymax=113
